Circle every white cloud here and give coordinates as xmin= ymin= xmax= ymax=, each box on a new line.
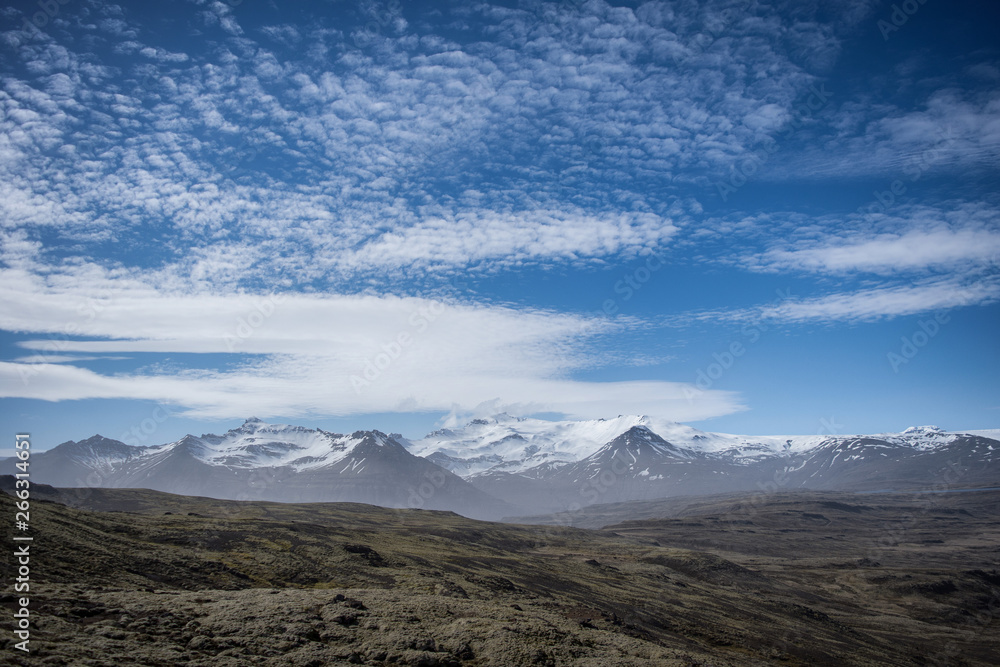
xmin=763 ymin=88 xmax=1000 ymax=181
xmin=756 ymin=279 xmax=1000 ymax=323
xmin=347 ymin=209 xmax=676 ymax=271
xmin=13 ymin=355 xmax=130 ymax=363
xmin=0 ymin=0 xmax=844 ymax=288
xmin=0 ymin=269 xmax=743 ymax=422
xmin=1 ymin=0 xmax=994 ymax=429
xmin=707 ymin=202 xmax=1000 ymax=281
xmin=761 ymin=227 xmax=1000 ymax=274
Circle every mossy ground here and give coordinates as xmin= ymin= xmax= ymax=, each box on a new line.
xmin=1 ymin=487 xmax=998 ymax=665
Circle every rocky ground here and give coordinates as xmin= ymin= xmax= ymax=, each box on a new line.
xmin=1 ymin=483 xmax=998 ymax=665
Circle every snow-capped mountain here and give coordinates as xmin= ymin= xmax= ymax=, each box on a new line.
xmin=407 ymin=412 xmax=818 ymax=474
xmin=411 ymin=415 xmax=999 ymax=514
xmin=9 ymin=415 xmax=998 ymax=521
xmin=20 ymin=419 xmax=517 ymax=520
xmin=408 ymin=413 xmax=665 ymax=475
xmin=147 ymin=417 xmax=407 ymax=473
xmin=777 ymin=432 xmax=1000 ymax=492
xmin=411 ymin=415 xmax=994 ymax=477
xmin=556 ymin=426 xmax=700 ymax=480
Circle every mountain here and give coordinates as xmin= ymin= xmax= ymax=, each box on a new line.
xmin=407 ymin=413 xmax=665 ymax=475
xmin=11 ymin=416 xmax=999 ymax=521
xmin=17 ymin=419 xmax=517 ymax=520
xmin=412 ymin=417 xmax=1000 ymax=515
xmin=779 ymin=431 xmax=1000 ymax=491
xmin=407 ymin=413 xmax=837 ymax=475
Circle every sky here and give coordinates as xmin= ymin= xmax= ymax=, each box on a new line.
xmin=0 ymin=0 xmax=998 ymax=452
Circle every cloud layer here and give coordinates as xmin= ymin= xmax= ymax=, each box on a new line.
xmin=0 ymin=0 xmax=850 ymax=290
xmin=0 ymin=269 xmax=743 ymax=421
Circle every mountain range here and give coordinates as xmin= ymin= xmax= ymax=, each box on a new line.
xmin=10 ymin=414 xmax=999 ymax=520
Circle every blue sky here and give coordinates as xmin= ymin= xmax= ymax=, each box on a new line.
xmin=1 ymin=0 xmax=998 ymax=451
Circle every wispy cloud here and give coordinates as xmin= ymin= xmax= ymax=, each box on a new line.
xmin=760 ymin=279 xmax=1000 ymax=323
xmin=704 ymin=278 xmax=1000 ymax=324
xmin=760 ymin=85 xmax=1000 ymax=181
xmin=0 ymin=269 xmax=743 ymax=421
xmin=758 ymin=226 xmax=1000 ymax=274
xmin=689 ymin=201 xmax=1000 ymax=322
xmin=13 ymin=355 xmax=130 ymax=364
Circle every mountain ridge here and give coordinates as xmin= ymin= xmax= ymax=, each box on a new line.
xmin=8 ymin=415 xmax=998 ymax=520
xmin=18 ymin=420 xmax=518 ymax=520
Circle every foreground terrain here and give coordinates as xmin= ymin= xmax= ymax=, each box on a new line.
xmin=1 ymin=482 xmax=998 ymax=665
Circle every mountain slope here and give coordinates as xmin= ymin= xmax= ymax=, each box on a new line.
xmin=409 ymin=413 xmax=677 ymax=475
xmin=782 ymin=433 xmax=1000 ymax=491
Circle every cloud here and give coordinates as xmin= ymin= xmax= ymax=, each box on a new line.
xmin=0 ymin=269 xmax=743 ymax=422
xmin=761 ymin=87 xmax=1000 ymax=181
xmin=760 ymin=227 xmax=1000 ymax=274
xmin=753 ymin=278 xmax=1000 ymax=323
xmin=0 ymin=0 xmax=848 ymax=289
xmin=13 ymin=355 xmax=130 ymax=363
xmin=688 ymin=202 xmax=1000 ymax=322
xmin=0 ymin=360 xmax=745 ymax=423
xmin=695 ymin=201 xmax=1000 ymax=280
xmin=1 ymin=0 xmax=995 ymax=430
xmin=347 ymin=209 xmax=677 ymax=271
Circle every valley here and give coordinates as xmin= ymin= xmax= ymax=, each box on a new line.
xmin=2 ymin=483 xmax=998 ymax=665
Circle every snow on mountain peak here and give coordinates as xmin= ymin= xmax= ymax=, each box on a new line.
xmin=160 ymin=422 xmax=398 ymax=471
xmin=880 ymin=425 xmax=956 ymax=451
xmin=410 ymin=414 xmax=696 ymax=476
xmin=353 ymin=430 xmax=394 ymax=447
xmin=902 ymin=425 xmax=943 ymax=434
xmin=622 ymin=424 xmax=656 ymax=440
xmin=467 ymin=413 xmax=524 ymax=426
xmin=56 ymin=417 xmax=994 ymax=482
xmin=410 ymin=415 xmax=1000 ymax=478
xmin=232 ymin=418 xmax=301 ymax=434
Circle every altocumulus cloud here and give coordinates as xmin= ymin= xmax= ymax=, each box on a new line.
xmin=0 ymin=0 xmax=852 ymax=289
xmin=1 ymin=0 xmax=997 ymax=433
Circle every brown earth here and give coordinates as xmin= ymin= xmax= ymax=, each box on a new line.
xmin=1 ymin=485 xmax=998 ymax=665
